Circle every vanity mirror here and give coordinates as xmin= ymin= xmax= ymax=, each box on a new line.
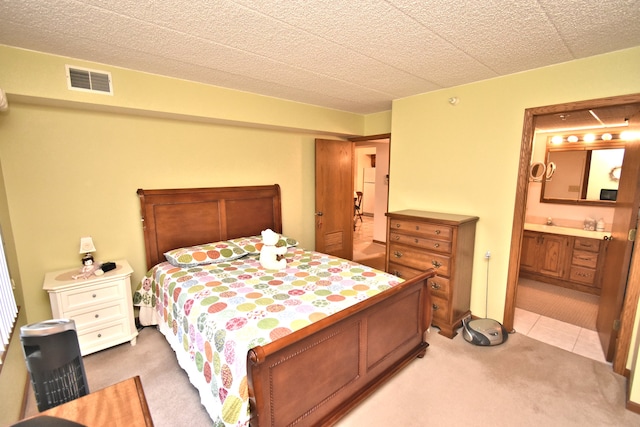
xmin=540 ymin=132 xmax=626 ymax=206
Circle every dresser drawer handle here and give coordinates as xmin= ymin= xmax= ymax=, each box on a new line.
xmin=433 ymin=243 xmax=440 ymax=248
xmin=435 ymin=230 xmax=441 ymax=235
xmin=394 ymin=251 xmax=403 ymax=258
xmin=395 ymin=223 xmax=401 ymax=228
xmin=576 ymin=272 xmax=592 ymax=277
xmin=577 ymin=256 xmax=591 ymax=261
xmin=394 ymin=235 xmax=400 ymax=240
xmin=414 ymin=238 xmax=419 ymax=243
xmin=430 ymin=282 xmax=441 ymax=290
xmin=95 ymin=314 xmax=99 ymax=319
xmin=415 ymin=225 xmax=420 ymax=230
xmin=97 ymin=333 xmax=102 ymax=338
xmin=92 ymin=294 xmax=97 ymax=298
xmin=432 ymin=304 xmax=439 ymax=311
xmin=432 ymin=260 xmax=442 ymax=268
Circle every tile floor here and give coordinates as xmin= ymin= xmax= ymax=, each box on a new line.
xmin=355 ymin=216 xmax=608 ymax=364
xmin=514 ymin=307 xmax=608 ymax=364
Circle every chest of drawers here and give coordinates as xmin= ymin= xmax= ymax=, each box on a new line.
xmin=43 ymin=260 xmax=138 ymax=355
xmin=386 ymin=210 xmax=479 ymax=338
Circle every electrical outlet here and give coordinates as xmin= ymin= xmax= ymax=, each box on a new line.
xmin=485 ymin=251 xmax=491 ymax=259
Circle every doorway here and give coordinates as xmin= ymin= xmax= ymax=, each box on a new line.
xmin=351 ymin=135 xmax=390 ymax=270
xmin=504 ymin=93 xmax=640 ymax=374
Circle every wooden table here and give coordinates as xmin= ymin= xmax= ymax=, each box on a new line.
xmin=24 ymin=376 xmax=153 ymax=426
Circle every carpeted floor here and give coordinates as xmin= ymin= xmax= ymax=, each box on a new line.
xmin=516 ymin=278 xmax=598 ymax=330
xmin=23 ymin=326 xmax=640 ymax=426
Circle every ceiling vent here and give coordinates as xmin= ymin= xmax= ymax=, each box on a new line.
xmin=65 ymin=65 xmax=113 ymax=95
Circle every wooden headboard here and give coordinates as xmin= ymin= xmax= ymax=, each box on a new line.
xmin=137 ymin=185 xmax=282 ymax=269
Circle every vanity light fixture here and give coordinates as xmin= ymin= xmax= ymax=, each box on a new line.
xmin=583 ymin=133 xmax=596 ymax=143
xmin=567 ymin=135 xmax=579 ymax=143
xmin=620 ymin=130 xmax=640 ymax=141
xmin=551 ymin=135 xmax=563 ymax=144
xmin=601 ymin=133 xmax=613 ymax=141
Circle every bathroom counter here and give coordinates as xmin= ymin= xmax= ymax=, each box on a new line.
xmin=524 ymin=223 xmax=610 ymax=240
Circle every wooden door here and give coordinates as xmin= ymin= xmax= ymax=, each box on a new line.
xmin=597 ymin=114 xmax=640 ymax=361
xmin=315 ymin=139 xmax=354 ymax=259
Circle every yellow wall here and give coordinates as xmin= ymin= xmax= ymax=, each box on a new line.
xmin=390 ymin=46 xmax=640 ymax=321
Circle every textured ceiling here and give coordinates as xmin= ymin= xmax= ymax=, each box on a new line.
xmin=1 ymin=0 xmax=639 ymax=116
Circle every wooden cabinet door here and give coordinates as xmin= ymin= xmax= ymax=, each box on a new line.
xmin=538 ymin=234 xmax=568 ymax=278
xmin=519 ymin=231 xmax=538 ymax=272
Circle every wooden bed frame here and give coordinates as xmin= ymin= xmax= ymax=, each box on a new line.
xmin=137 ymin=184 xmax=435 ymax=427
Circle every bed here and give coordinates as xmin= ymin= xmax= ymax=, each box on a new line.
xmin=133 ymin=184 xmax=435 ymax=427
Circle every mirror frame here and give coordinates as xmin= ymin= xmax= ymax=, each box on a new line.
xmin=540 ymin=136 xmax=625 ymax=206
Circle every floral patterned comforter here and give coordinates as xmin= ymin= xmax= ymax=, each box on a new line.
xmin=133 ymin=246 xmax=402 ymax=427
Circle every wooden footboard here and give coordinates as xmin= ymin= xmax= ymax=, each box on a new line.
xmin=247 ymin=270 xmax=435 ymax=427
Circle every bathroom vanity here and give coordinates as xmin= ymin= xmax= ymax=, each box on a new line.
xmin=520 ymin=224 xmax=610 ymax=295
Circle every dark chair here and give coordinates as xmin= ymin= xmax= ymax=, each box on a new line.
xmin=20 ymin=319 xmax=89 ymax=411
xmin=354 ymin=191 xmax=363 ymax=229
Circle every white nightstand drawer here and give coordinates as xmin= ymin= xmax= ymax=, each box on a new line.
xmin=59 ymin=280 xmax=125 ymax=312
xmin=77 ymin=321 xmax=130 ymax=353
xmin=68 ymin=301 xmax=127 ymax=329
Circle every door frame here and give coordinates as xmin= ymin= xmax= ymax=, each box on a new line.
xmin=349 ymin=133 xmax=391 ymax=244
xmin=503 ymin=93 xmax=640 ymax=375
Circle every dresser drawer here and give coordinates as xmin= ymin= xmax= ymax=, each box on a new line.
xmin=67 ymin=301 xmax=127 ymax=330
xmin=569 ymin=266 xmax=597 ymax=286
xmin=388 ymin=243 xmax=450 ymax=276
xmin=77 ymin=321 xmax=130 ymax=352
xmin=387 ymin=262 xmax=424 ymax=280
xmin=426 ymin=275 xmax=450 ymax=299
xmin=58 ymin=280 xmax=126 ymax=312
xmin=389 ymin=219 xmax=452 ymax=242
xmin=389 ymin=231 xmax=452 ymax=254
xmin=574 ymin=238 xmax=600 ymax=253
xmin=572 ymin=250 xmax=598 ymax=269
xmin=431 ymin=295 xmax=450 ymax=322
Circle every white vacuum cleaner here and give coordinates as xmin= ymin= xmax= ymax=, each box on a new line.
xmin=462 ymin=251 xmax=508 ymax=346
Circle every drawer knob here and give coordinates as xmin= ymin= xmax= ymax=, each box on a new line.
xmin=432 ymin=260 xmax=442 ymax=268
xmin=434 ymin=243 xmax=440 ymax=248
xmin=395 ymin=235 xmax=400 ymax=240
xmin=395 ymin=223 xmax=401 ymax=228
xmin=435 ymin=230 xmax=441 ymax=235
xmin=394 ymin=251 xmax=403 ymax=258
xmin=92 ymin=294 xmax=97 ymax=298
xmin=432 ymin=304 xmax=439 ymax=311
xmin=95 ymin=314 xmax=99 ymax=319
xmin=97 ymin=333 xmax=102 ymax=338
xmin=415 ymin=225 xmax=419 ymax=230
xmin=414 ymin=238 xmax=419 ymax=243
xmin=430 ymin=282 xmax=441 ymax=290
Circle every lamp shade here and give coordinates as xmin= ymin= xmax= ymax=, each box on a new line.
xmin=79 ymin=237 xmax=96 ymax=254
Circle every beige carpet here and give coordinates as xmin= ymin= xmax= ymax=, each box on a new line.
xmin=516 ymin=278 xmax=599 ymax=330
xmin=23 ymin=326 xmax=640 ymax=426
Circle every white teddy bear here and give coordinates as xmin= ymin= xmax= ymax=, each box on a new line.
xmin=259 ymin=228 xmax=287 ymax=270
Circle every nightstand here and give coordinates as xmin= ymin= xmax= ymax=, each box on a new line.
xmin=42 ymin=259 xmax=138 ymax=356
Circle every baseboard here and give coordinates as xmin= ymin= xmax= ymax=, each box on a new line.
xmin=373 ymin=239 xmax=385 ymax=245
xmin=626 ymin=399 xmax=640 ymax=415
